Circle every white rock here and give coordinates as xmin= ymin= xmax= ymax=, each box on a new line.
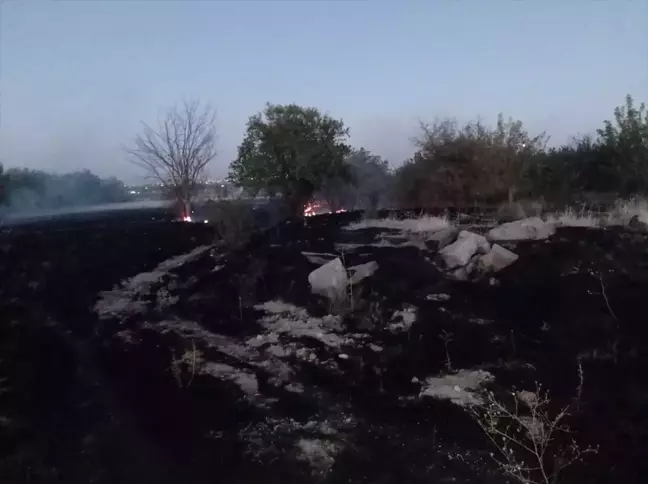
xmin=348 ymin=261 xmax=379 ymax=285
xmin=439 ymin=231 xmax=490 ymax=269
xmin=369 ymin=343 xmax=383 ymax=353
xmin=487 ymin=217 xmax=556 ymax=242
xmin=420 ymin=370 xmax=494 ymax=407
xmin=302 ymin=251 xmax=338 ymax=265
xmin=478 ymin=244 xmax=519 ymax=272
xmin=425 ymin=227 xmax=459 ymax=251
xmin=308 ymin=257 xmax=349 ymax=301
xmin=338 ymin=353 xmax=349 ymax=360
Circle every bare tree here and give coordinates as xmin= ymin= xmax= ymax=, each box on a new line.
xmin=125 ymin=100 xmax=217 ymax=218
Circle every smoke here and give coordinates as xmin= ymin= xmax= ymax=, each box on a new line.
xmin=1 ymin=167 xmax=133 ymax=216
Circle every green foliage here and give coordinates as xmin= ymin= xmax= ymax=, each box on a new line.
xmin=394 ymin=95 xmax=647 ymax=208
xmin=396 ymin=115 xmax=547 ymax=207
xmin=596 ymin=95 xmax=648 ymax=194
xmin=228 ymin=103 xmax=352 ymax=216
xmin=520 ymin=95 xmax=648 ymax=202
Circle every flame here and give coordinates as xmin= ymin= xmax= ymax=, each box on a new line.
xmin=303 ymin=202 xmax=346 ymax=217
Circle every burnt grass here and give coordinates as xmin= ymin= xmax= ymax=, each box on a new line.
xmin=1 ymin=210 xmax=648 ymax=484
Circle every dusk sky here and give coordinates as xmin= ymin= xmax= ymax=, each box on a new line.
xmin=1 ymin=0 xmax=646 ymax=183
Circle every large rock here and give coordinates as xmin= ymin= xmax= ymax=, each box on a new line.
xmin=628 ymin=214 xmax=648 ymax=233
xmin=439 ymin=231 xmax=490 ymax=269
xmin=348 ymin=261 xmax=379 ymax=285
xmin=425 ymin=227 xmax=459 ymax=251
xmin=487 ymin=217 xmax=555 ymax=242
xmin=478 ymin=244 xmax=519 ymax=272
xmin=308 ymin=258 xmax=348 ymax=302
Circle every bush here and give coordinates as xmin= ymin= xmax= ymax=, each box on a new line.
xmin=204 ymin=200 xmax=254 ymax=249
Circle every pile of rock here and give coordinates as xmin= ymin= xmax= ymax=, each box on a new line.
xmin=306 ymin=217 xmax=558 ymax=299
xmin=434 ymin=217 xmax=556 ymax=281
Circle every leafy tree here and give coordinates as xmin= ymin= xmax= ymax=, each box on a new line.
xmin=397 ymin=116 xmax=546 ymax=207
xmin=228 ymin=103 xmax=352 ymax=217
xmin=596 ymin=95 xmax=648 ymax=194
xmin=0 ymin=163 xmax=6 ymax=206
xmin=125 ymin=100 xmax=218 ymax=217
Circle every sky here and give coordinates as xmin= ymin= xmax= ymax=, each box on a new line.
xmin=0 ymin=0 xmax=646 ymax=183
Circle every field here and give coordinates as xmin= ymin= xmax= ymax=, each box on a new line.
xmin=1 ymin=208 xmax=647 ymax=484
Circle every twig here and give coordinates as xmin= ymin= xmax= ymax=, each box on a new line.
xmin=597 ymin=271 xmax=618 ymax=323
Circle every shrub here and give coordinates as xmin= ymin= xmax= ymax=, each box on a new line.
xmin=204 ymin=200 xmax=254 ymax=248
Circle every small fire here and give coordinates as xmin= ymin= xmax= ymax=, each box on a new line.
xmin=303 ymin=202 xmax=346 ymax=217
xmin=183 ymin=215 xmax=192 ymax=222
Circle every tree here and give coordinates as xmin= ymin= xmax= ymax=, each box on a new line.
xmin=397 ymin=115 xmax=546 ymax=208
xmin=228 ymin=103 xmax=352 ymax=217
xmin=125 ymin=100 xmax=218 ymax=217
xmin=0 ymin=163 xmax=6 ymax=206
xmin=596 ymin=94 xmax=648 ymax=194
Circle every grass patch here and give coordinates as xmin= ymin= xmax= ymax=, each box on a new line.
xmin=343 ymin=214 xmax=451 ymax=233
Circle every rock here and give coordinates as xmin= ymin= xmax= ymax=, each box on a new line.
xmin=628 ymin=214 xmax=648 ymax=233
xmin=496 ymin=202 xmax=526 ymax=222
xmin=308 ymin=257 xmax=349 ymax=302
xmin=451 ymin=266 xmax=470 ymax=281
xmin=439 ymin=231 xmax=490 ymax=269
xmin=425 ymin=227 xmax=459 ymax=251
xmin=302 ymin=251 xmax=338 ymax=265
xmin=348 ymin=261 xmax=379 ymax=285
xmin=478 ymin=244 xmax=519 ymax=272
xmin=338 ymin=353 xmax=349 ymax=360
xmin=369 ymin=343 xmax=383 ymax=353
xmin=487 ymin=217 xmax=556 ymax=242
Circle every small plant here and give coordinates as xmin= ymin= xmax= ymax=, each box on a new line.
xmin=169 ymin=341 xmax=205 ymax=389
xmin=439 ymin=330 xmax=454 ymax=372
xmin=468 ymin=382 xmax=597 ymax=484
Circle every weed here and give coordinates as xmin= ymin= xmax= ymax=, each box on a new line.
xmin=439 ymin=330 xmax=454 ymax=372
xmin=169 ymin=341 xmax=205 ymax=389
xmin=468 ymin=382 xmax=598 ymax=484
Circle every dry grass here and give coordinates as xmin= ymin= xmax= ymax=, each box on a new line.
xmin=343 ymin=214 xmax=451 ymax=233
xmin=606 ymin=196 xmax=648 ymax=226
xmin=544 ymin=208 xmax=601 ymax=228
xmin=468 ymin=383 xmax=597 ymax=484
xmin=542 ymin=196 xmax=648 ymax=229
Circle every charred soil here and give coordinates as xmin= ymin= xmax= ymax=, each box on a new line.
xmin=1 ymin=212 xmax=647 ymax=484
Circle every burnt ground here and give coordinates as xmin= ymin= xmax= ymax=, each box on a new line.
xmin=1 ymin=210 xmax=648 ymax=484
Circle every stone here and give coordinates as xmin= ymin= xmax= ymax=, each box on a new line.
xmin=487 ymin=217 xmax=556 ymax=242
xmin=425 ymin=227 xmax=459 ymax=251
xmin=308 ymin=257 xmax=348 ymax=302
xmin=478 ymin=244 xmax=519 ymax=272
xmin=348 ymin=261 xmax=379 ymax=285
xmin=628 ymin=214 xmax=648 ymax=233
xmin=439 ymin=231 xmax=490 ymax=269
